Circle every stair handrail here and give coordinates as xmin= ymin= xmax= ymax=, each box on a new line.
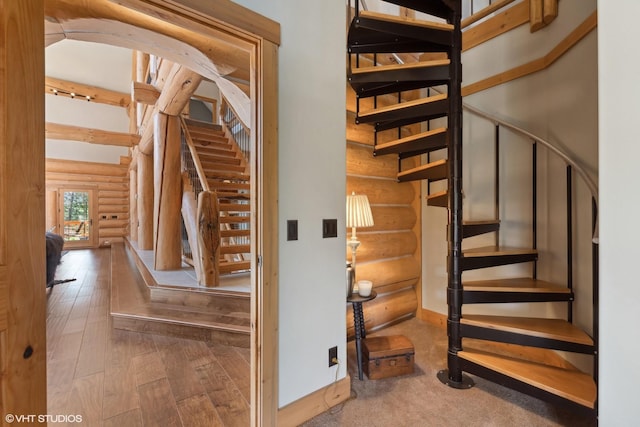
xmin=220 ymin=95 xmax=250 ymax=137
xmin=179 ymin=116 xmax=211 ymax=193
xmin=462 ymin=101 xmax=599 ymax=243
xmin=354 ymin=1 xmax=599 ymax=242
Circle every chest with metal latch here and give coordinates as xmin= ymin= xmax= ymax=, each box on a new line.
xmin=362 ymin=335 xmax=415 ymax=380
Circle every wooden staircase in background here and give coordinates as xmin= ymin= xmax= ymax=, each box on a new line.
xmin=347 ymin=0 xmax=597 ymax=416
xmin=183 ymin=118 xmax=251 ymax=274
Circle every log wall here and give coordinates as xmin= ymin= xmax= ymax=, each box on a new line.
xmin=346 ymin=87 xmax=422 ymax=338
xmin=45 ymin=158 xmax=129 ymax=247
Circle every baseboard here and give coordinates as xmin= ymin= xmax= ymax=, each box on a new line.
xmin=277 ymin=375 xmax=351 ymax=427
xmin=421 ymin=308 xmax=447 ymax=328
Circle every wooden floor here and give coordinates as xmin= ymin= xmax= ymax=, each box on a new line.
xmin=47 ymin=248 xmax=251 ymax=426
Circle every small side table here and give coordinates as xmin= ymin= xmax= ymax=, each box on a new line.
xmin=347 ymin=290 xmax=377 ymax=380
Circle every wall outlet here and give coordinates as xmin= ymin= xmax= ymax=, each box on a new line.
xmin=328 ymin=346 xmax=338 ymax=367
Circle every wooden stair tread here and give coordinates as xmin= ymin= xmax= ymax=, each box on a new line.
xmin=398 ymin=158 xmax=447 ymax=182
xmin=220 ymin=216 xmax=250 ymax=224
xmin=463 ymin=246 xmax=537 ymax=257
xmin=426 ymin=190 xmax=447 ymax=207
xmin=215 ymin=191 xmax=250 ymax=200
xmin=463 ymin=219 xmax=500 ymax=226
xmin=461 ymin=315 xmax=593 ymax=346
xmin=195 ymin=144 xmax=235 ymax=155
xmin=184 ymin=117 xmax=223 ymax=132
xmin=351 ymin=59 xmax=450 ymax=76
xmin=458 ymin=349 xmax=596 ymax=408
xmin=463 ymin=277 xmax=571 ymax=293
xmin=198 ymin=154 xmax=241 ymax=165
xmin=202 ymin=164 xmax=246 ymax=174
xmin=359 ymin=10 xmax=454 ymax=32
xmin=208 ymin=181 xmax=250 ymax=191
xmin=359 ymin=93 xmax=447 ymax=119
xmin=221 ymin=244 xmax=250 ymax=255
xmin=221 ymin=229 xmax=250 ymax=238
xmin=219 ymin=260 xmax=250 ymax=274
xmin=219 ymin=203 xmax=250 ymax=212
xmin=205 ymin=171 xmax=249 ymax=181
xmin=191 ymin=135 xmax=230 ymax=146
xmin=375 ymin=127 xmax=447 ymax=155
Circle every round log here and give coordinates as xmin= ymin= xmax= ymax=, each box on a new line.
xmin=153 ymin=113 xmax=182 ymax=270
xmin=347 ymin=142 xmax=397 ymax=179
xmin=347 ymin=288 xmax=418 ymax=338
xmin=351 ymin=231 xmax=417 ymax=263
xmin=347 ymin=176 xmax=415 ymax=205
xmin=367 ymin=205 xmax=417 ymax=232
xmin=355 ymin=257 xmax=420 ymax=288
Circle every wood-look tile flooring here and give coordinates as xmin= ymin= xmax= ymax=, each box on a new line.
xmin=47 ymin=248 xmax=250 ymax=426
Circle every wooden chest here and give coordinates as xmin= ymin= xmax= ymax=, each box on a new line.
xmin=362 ymin=335 xmax=414 ymax=380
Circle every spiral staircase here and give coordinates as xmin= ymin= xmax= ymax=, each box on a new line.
xmin=347 ymin=0 xmax=597 ymax=416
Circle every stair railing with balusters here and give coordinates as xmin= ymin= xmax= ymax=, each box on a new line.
xmin=219 ymin=96 xmax=251 ymax=261
xmin=179 ymin=117 xmax=210 ymax=271
xmin=459 ymin=101 xmax=600 ymax=385
xmin=349 ymin=0 xmax=598 ymax=413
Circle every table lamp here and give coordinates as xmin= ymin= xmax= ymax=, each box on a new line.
xmin=346 ymin=191 xmax=374 ymax=271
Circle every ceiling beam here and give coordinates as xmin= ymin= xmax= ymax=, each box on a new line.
xmin=46 ymin=122 xmax=140 ymax=147
xmin=45 ymin=76 xmax=130 ymax=108
xmin=132 ymin=81 xmax=160 ymax=105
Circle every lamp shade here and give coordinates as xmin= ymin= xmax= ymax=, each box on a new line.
xmin=346 ymin=192 xmax=374 ymax=228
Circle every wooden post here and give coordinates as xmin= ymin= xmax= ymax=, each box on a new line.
xmin=543 ymin=0 xmax=558 ymax=25
xmin=135 ymin=50 xmax=149 ymax=130
xmin=530 ymin=0 xmax=545 ymax=32
xmin=0 ymin=0 xmax=47 ymax=416
xmin=137 ymin=151 xmax=154 ymax=249
xmin=153 ymin=113 xmax=182 ymax=270
xmin=129 ymin=168 xmax=138 ymax=242
xmin=197 ymin=190 xmax=220 ymax=287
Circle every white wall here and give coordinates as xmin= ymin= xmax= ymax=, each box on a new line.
xmin=231 ymin=0 xmax=347 ymax=407
xmin=422 ymin=0 xmax=598 ymax=343
xmin=598 ymin=0 xmax=640 ymax=423
xmin=45 ymin=40 xmax=131 ymax=164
